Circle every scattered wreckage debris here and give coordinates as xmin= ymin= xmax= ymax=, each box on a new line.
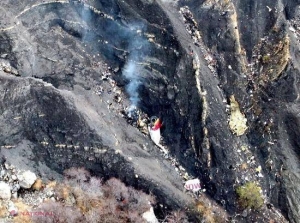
xmin=127 ymin=112 xmax=206 ymax=196
xmin=122 ymin=108 xmax=203 ymax=192
xmin=122 ymin=109 xmax=207 ymax=198
xmin=137 ymin=115 xmax=149 ymax=135
xmin=122 ymin=106 xmax=141 ymax=127
xmin=122 ymin=108 xmax=169 ymax=154
xmin=184 ymin=178 xmax=201 ymax=192
xmin=148 ymin=116 xmax=168 ymax=154
xmin=180 ymin=6 xmax=218 ymax=76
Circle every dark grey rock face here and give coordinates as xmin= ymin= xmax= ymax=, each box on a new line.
xmin=0 ymin=0 xmax=192 ymax=214
xmin=177 ymin=0 xmax=300 ymax=222
xmin=0 ymin=0 xmax=299 ymax=222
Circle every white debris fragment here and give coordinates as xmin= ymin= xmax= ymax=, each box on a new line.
xmin=115 ymin=149 xmax=122 ymax=154
xmin=289 ymin=26 xmax=296 ymax=33
xmin=184 ymin=178 xmax=201 ymax=192
xmin=258 ymin=173 xmax=264 ymax=178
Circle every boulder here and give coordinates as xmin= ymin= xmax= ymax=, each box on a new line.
xmin=17 ymin=171 xmax=37 ymax=189
xmin=0 ymin=182 xmax=11 ymax=200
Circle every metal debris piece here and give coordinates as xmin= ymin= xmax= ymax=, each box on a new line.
xmin=184 ymin=179 xmax=201 ymax=192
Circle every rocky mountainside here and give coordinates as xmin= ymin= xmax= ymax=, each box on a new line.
xmin=0 ymin=0 xmax=299 ymax=222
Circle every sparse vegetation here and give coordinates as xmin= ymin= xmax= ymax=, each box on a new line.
xmin=262 ymin=55 xmax=270 ymax=64
xmin=196 ymin=201 xmax=216 ymax=223
xmin=257 ymin=35 xmax=290 ymax=85
xmin=166 ymin=210 xmax=189 ymax=223
xmin=32 ymin=179 xmax=43 ymax=191
xmin=31 ymin=167 xmax=155 ymax=223
xmin=222 ymin=0 xmax=231 ymax=7
xmin=236 ymin=182 xmax=264 ymax=209
xmin=0 ymin=202 xmax=7 ymax=218
xmin=13 ymin=200 xmax=32 ymax=223
xmin=193 ymin=201 xmax=224 ymax=223
xmin=240 ymin=163 xmax=248 ymax=170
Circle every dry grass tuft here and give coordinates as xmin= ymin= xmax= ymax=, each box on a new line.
xmin=0 ymin=202 xmax=7 ymax=218
xmin=32 ymin=179 xmax=43 ymax=191
xmin=46 ymin=181 xmax=56 ymax=189
xmin=195 ymin=201 xmax=224 ymax=223
xmin=240 ymin=163 xmax=248 ymax=170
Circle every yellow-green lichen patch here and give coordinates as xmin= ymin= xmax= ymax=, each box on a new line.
xmin=229 ymin=95 xmax=247 ymax=136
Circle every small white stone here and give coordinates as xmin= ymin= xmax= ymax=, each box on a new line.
xmin=46 ymin=190 xmax=54 ymax=198
xmin=258 ymin=173 xmax=264 ymax=178
xmin=179 ymin=166 xmax=186 ymax=171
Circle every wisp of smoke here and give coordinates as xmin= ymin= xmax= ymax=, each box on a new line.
xmin=123 ymin=61 xmax=140 ymax=114
xmin=122 ymin=24 xmax=150 ymax=116
xmin=76 ymin=3 xmax=149 ymax=116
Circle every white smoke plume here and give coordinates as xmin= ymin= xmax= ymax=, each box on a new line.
xmin=75 ymin=3 xmax=149 ymax=114
xmin=123 ymin=61 xmax=141 ymax=113
xmin=122 ymin=25 xmax=150 ymax=115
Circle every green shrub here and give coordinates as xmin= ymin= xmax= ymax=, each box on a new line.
xmin=262 ymin=55 xmax=270 ymax=63
xmin=236 ymin=182 xmax=263 ymax=209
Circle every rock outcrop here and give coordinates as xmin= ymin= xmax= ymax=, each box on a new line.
xmin=17 ymin=171 xmax=37 ymax=189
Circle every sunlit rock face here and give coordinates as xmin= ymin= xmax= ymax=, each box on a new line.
xmin=0 ymin=0 xmax=299 ymax=222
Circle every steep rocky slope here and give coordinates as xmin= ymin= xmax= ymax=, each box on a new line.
xmin=0 ymin=0 xmax=299 ymax=222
